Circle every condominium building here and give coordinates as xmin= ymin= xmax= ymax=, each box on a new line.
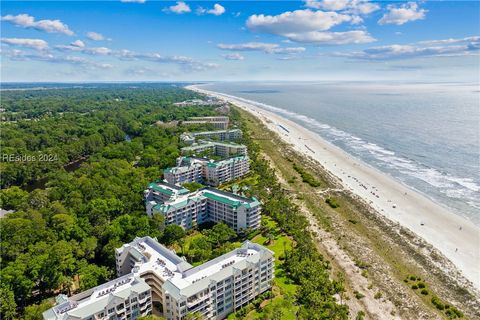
xmin=43 ymin=237 xmax=273 ymax=320
xmin=182 ymin=116 xmax=229 ymax=130
xmin=181 ymin=141 xmax=247 ymax=158
xmin=116 ymin=236 xmax=274 ymax=320
xmin=145 ymin=181 xmax=191 ymax=204
xmin=164 ymin=155 xmax=249 ymax=187
xmin=173 ymin=99 xmax=225 ymax=107
xmin=180 ymin=129 xmax=242 ymax=145
xmin=163 ymin=157 xmax=205 ymax=185
xmin=43 ymin=275 xmax=152 ymax=320
xmin=145 ymin=183 xmax=261 ymax=231
xmin=204 ymin=156 xmax=249 ymax=186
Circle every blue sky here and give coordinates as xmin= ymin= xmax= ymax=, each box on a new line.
xmin=1 ymin=0 xmax=479 ymax=82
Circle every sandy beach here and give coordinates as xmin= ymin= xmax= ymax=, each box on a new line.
xmin=187 ymin=85 xmax=480 ymax=289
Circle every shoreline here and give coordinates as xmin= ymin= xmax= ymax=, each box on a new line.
xmin=186 ymin=84 xmax=480 ymax=289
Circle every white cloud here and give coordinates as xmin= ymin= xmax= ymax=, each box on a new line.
xmin=196 ymin=7 xmax=207 ymax=15
xmin=271 ymin=47 xmax=306 ymax=54
xmin=86 ymin=31 xmax=109 ymax=41
xmin=197 ymin=4 xmax=225 ymax=16
xmin=71 ymin=40 xmax=85 ymax=48
xmin=304 ymin=0 xmax=379 ymax=15
xmin=55 ymin=43 xmax=112 ymax=55
xmin=218 ymin=42 xmax=279 ymax=52
xmin=208 ymin=4 xmax=225 ymax=16
xmin=247 ymin=9 xmax=353 ymax=33
xmin=3 ymin=40 xmax=217 ymax=73
xmin=222 ymin=53 xmax=245 ymax=60
xmin=333 ymin=36 xmax=480 ymax=60
xmin=305 ymin=0 xmax=348 ymax=11
xmin=283 ymin=30 xmax=375 ymax=44
xmin=246 ymin=9 xmax=373 ymax=45
xmin=378 ymin=2 xmax=426 ymax=25
xmin=217 ymin=42 xmax=306 ymax=55
xmin=349 ymin=0 xmax=380 ymax=15
xmin=114 ymin=50 xmax=219 ymax=71
xmin=120 ymin=0 xmax=146 ymax=3
xmin=1 ymin=37 xmax=49 ymax=50
xmin=1 ymin=14 xmax=74 ymax=35
xmin=418 ymin=36 xmax=480 ymax=46
xmin=60 ymin=56 xmax=113 ymax=69
xmin=164 ymin=2 xmax=191 ymax=14
xmin=3 ymin=50 xmax=113 ymax=69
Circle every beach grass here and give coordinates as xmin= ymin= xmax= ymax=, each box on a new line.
xmin=236 ymin=106 xmax=471 ymax=319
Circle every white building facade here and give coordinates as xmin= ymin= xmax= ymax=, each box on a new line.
xmin=181 ymin=141 xmax=247 ymax=158
xmin=181 ymin=117 xmax=229 ymax=130
xmin=116 ymin=237 xmax=274 ymax=320
xmin=43 ymin=275 xmax=152 ymax=320
xmin=44 ymin=237 xmax=273 ymax=320
xmin=145 ymin=183 xmax=261 ymax=231
xmin=180 ymin=129 xmax=242 ymax=145
xmin=163 ymin=155 xmax=249 ymax=187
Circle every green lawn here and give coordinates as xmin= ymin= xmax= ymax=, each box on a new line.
xmin=244 ymin=216 xmax=299 ymax=320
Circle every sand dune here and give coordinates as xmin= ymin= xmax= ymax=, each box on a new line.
xmin=187 ymin=85 xmax=480 ymax=289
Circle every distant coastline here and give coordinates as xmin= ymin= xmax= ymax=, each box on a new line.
xmin=187 ymin=84 xmax=480 ymax=289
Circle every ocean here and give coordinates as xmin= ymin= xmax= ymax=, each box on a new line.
xmin=202 ymin=82 xmax=480 ymax=225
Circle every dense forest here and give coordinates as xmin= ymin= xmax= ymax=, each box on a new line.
xmin=0 ymin=84 xmax=215 ymax=188
xmin=0 ymin=85 xmax=347 ymax=319
xmin=0 ymin=85 xmax=218 ymax=318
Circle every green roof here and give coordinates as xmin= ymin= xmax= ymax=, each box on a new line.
xmin=148 ymin=182 xmax=189 ymax=195
xmin=154 ymin=195 xmax=206 ymax=213
xmin=193 ymin=129 xmax=241 ymax=136
xmin=203 ymin=191 xmax=242 ymax=207
xmin=206 ymin=155 xmax=248 ymax=168
xmin=245 ymin=197 xmax=260 ymax=208
xmin=149 ymin=183 xmax=174 ymax=195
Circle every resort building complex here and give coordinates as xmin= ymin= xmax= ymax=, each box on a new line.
xmin=173 ymin=98 xmax=226 ymax=107
xmin=43 ymin=275 xmax=152 ymax=320
xmin=116 ymin=237 xmax=274 ymax=320
xmin=44 ymin=237 xmax=274 ymax=320
xmin=181 ymin=116 xmax=230 ymax=129
xmin=145 ymin=181 xmax=191 ymax=204
xmin=164 ymin=155 xmax=250 ymax=186
xmin=180 ymin=129 xmax=242 ymax=145
xmin=145 ymin=182 xmax=261 ymax=231
xmin=181 ymin=141 xmax=247 ymax=158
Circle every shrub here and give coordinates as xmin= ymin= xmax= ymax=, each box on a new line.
xmin=236 ymin=307 xmax=247 ymax=317
xmin=348 ymin=219 xmax=357 ymax=224
xmin=293 ymin=163 xmax=321 ymax=187
xmin=421 ymin=289 xmax=429 ymax=295
xmin=326 ymin=197 xmax=340 ymax=208
xmin=355 ymin=311 xmax=365 ymax=320
xmin=417 ymin=282 xmax=426 ymax=289
xmin=445 ymin=307 xmax=464 ymax=318
xmin=431 ymin=296 xmax=445 ymax=310
xmin=374 ymin=292 xmax=382 ymax=299
xmin=411 ymin=284 xmax=418 ymax=290
xmin=409 ymin=275 xmax=417 ymax=281
xmin=354 ymin=291 xmax=365 ymax=299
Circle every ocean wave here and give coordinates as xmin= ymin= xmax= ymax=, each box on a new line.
xmin=217 ymin=91 xmax=480 ymax=212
